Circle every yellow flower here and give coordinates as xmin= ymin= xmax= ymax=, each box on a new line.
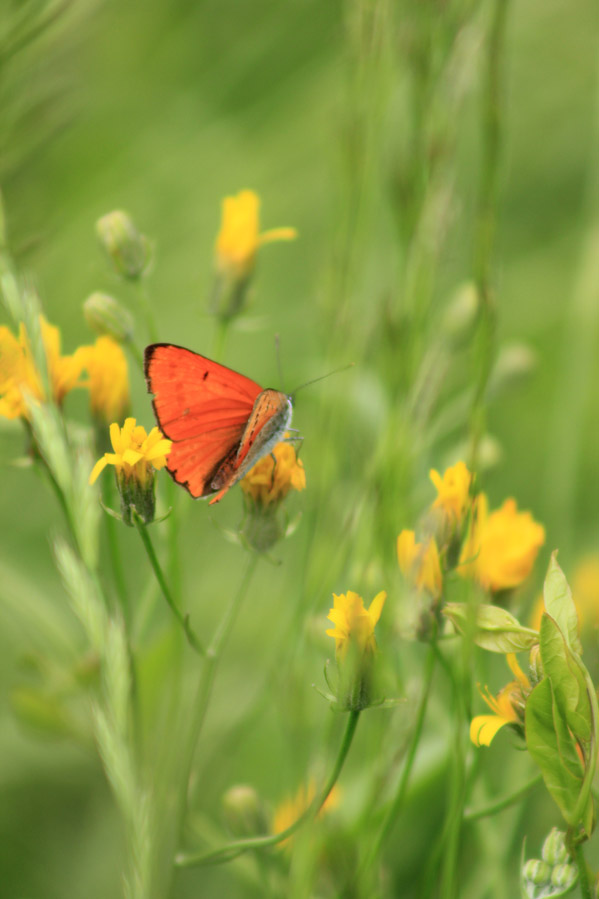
xmin=0 ymin=317 xmax=84 ymax=418
xmin=460 ymin=494 xmax=545 ymax=591
xmin=397 ymin=530 xmax=443 ymax=597
xmin=470 ymin=653 xmax=530 ymax=747
xmin=215 ymin=190 xmax=297 ymax=280
xmin=429 ymin=461 xmax=472 ymax=524
xmin=272 ymin=781 xmax=340 ymax=847
xmin=89 ymin=418 xmax=171 ymax=488
xmin=77 ymin=336 xmax=130 ymax=424
xmin=326 ymin=590 xmax=386 ymax=660
xmin=241 ymin=439 xmax=305 ymax=507
xmin=572 ymin=554 xmax=599 ymax=631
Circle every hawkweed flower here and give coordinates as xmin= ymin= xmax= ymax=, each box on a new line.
xmin=77 ymin=336 xmax=130 ymax=425
xmin=96 ymin=210 xmax=151 ymax=280
xmin=460 ymin=494 xmax=545 ymax=592
xmin=470 ymin=653 xmax=530 ymax=747
xmin=429 ymin=461 xmax=472 ymax=527
xmin=272 ymin=780 xmax=340 ymax=848
xmin=0 ymin=316 xmax=84 ymax=419
xmin=213 ymin=190 xmax=297 ymax=319
xmin=397 ymin=530 xmax=442 ymax=598
xmin=326 ymin=590 xmax=386 ymax=711
xmin=89 ymin=417 xmax=171 ymax=525
xmin=240 ymin=439 xmax=305 ymax=553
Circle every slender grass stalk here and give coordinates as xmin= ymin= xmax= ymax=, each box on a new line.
xmin=176 ymin=709 xmax=361 ymax=867
xmin=469 ymin=0 xmax=509 ymax=468
xmin=104 ymin=473 xmax=129 ymax=620
xmin=133 ymin=513 xmax=205 ymax=656
xmin=463 ymin=774 xmax=542 ymax=822
xmin=360 ymin=639 xmax=437 ymax=876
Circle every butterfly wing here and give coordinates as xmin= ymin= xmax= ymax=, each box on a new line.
xmin=145 ymin=343 xmax=262 ymax=498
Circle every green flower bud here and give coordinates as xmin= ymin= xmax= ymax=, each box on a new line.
xmin=222 ymin=785 xmax=268 ymax=837
xmin=522 ymin=859 xmax=552 ymax=886
xmin=441 ymin=282 xmax=479 ymax=347
xmin=542 ymin=828 xmax=569 ymax=866
xmin=550 ymin=863 xmax=577 ymax=890
xmin=488 ymin=344 xmax=537 ymax=399
xmin=84 ymin=292 xmax=135 ymax=342
xmin=96 ymin=210 xmax=151 ymax=280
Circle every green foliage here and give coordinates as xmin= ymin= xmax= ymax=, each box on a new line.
xmin=443 ymin=602 xmax=539 ymax=653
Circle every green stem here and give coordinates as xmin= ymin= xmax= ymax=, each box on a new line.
xmin=463 ymin=774 xmax=542 ymax=822
xmin=469 ymin=0 xmax=509 ymax=468
xmin=176 ymin=708 xmax=361 ymax=867
xmin=573 ymin=842 xmax=592 ymax=899
xmin=360 ymin=640 xmax=437 ymax=875
xmin=104 ymin=474 xmax=129 ymax=621
xmin=133 ymin=513 xmax=205 ymax=656
xmin=136 ymin=279 xmax=158 ymax=343
xmin=212 ymin=317 xmax=230 ymax=361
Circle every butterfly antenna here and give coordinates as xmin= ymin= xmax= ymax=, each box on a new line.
xmin=290 ymin=362 xmax=355 ymax=399
xmin=275 ymin=333 xmax=286 ymax=393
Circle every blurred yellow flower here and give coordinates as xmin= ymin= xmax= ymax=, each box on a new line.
xmin=460 ymin=494 xmax=545 ymax=591
xmin=272 ymin=780 xmax=340 ymax=847
xmin=572 ymin=554 xmax=599 ymax=631
xmin=429 ymin=460 xmax=472 ymax=524
xmin=326 ymin=590 xmax=386 ymax=660
xmin=215 ymin=189 xmax=297 ymax=280
xmin=89 ymin=417 xmax=171 ymax=487
xmin=0 ymin=317 xmax=84 ymax=418
xmin=529 ymin=553 xmax=599 ymax=634
xmin=470 ymin=653 xmax=530 ymax=747
xmin=77 ymin=336 xmax=130 ymax=424
xmin=397 ymin=530 xmax=443 ymax=597
xmin=241 ymin=439 xmax=305 ymax=507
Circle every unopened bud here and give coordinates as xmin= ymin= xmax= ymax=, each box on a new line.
xmin=84 ymin=292 xmax=134 ymax=342
xmin=542 ymin=828 xmax=569 ymax=866
xmin=96 ymin=210 xmax=151 ymax=279
xmin=528 ymin=644 xmax=544 ymax=685
xmin=522 ymin=859 xmax=551 ymax=886
xmin=550 ymin=863 xmax=577 ymax=890
xmin=442 ymin=282 xmax=479 ymax=347
xmin=222 ymin=785 xmax=268 ymax=837
xmin=488 ymin=344 xmax=537 ymax=399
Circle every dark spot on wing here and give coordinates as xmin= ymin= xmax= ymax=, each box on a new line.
xmin=203 ymin=371 xmax=209 ymax=381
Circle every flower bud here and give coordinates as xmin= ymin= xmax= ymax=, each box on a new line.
xmin=96 ymin=210 xmax=151 ymax=280
xmin=441 ymin=282 xmax=479 ymax=347
xmin=522 ymin=859 xmax=551 ymax=886
xmin=84 ymin=292 xmax=135 ymax=343
xmin=541 ymin=828 xmax=569 ymax=866
xmin=488 ymin=344 xmax=537 ymax=399
xmin=550 ymin=863 xmax=577 ymax=890
xmin=528 ymin=643 xmax=544 ymax=685
xmin=222 ymin=785 xmax=268 ymax=837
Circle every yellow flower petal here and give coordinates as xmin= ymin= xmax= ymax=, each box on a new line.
xmin=470 ymin=714 xmax=509 ymax=747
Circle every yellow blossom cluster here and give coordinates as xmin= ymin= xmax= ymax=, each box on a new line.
xmin=89 ymin=418 xmax=172 ymax=488
xmin=241 ymin=439 xmax=306 ymax=507
xmin=0 ymin=316 xmax=129 ymax=424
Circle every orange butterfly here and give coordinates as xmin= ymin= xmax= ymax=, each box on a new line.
xmin=144 ymin=343 xmax=293 ymax=504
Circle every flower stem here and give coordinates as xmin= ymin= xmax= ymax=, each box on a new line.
xmin=463 ymin=774 xmax=542 ymax=821
xmin=104 ymin=473 xmax=129 ymax=620
xmin=175 ymin=708 xmax=361 ymax=867
xmin=573 ymin=842 xmax=592 ymax=899
xmin=360 ymin=640 xmax=437 ymax=876
xmin=133 ymin=513 xmax=205 ymax=656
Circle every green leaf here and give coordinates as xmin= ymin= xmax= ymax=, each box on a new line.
xmin=443 ymin=602 xmax=539 ymax=652
xmin=540 ymin=614 xmax=591 ymax=743
xmin=525 ymin=678 xmax=584 ymax=826
xmin=543 ymin=552 xmax=581 ymax=655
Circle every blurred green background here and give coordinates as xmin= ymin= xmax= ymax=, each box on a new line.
xmin=1 ymin=0 xmax=599 ymax=896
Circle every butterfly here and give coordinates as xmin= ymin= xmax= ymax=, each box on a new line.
xmin=144 ymin=343 xmax=293 ymax=504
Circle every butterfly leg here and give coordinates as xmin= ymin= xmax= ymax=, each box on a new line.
xmin=270 ymin=452 xmax=278 ymax=489
xmin=284 ymin=434 xmax=304 ymax=458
